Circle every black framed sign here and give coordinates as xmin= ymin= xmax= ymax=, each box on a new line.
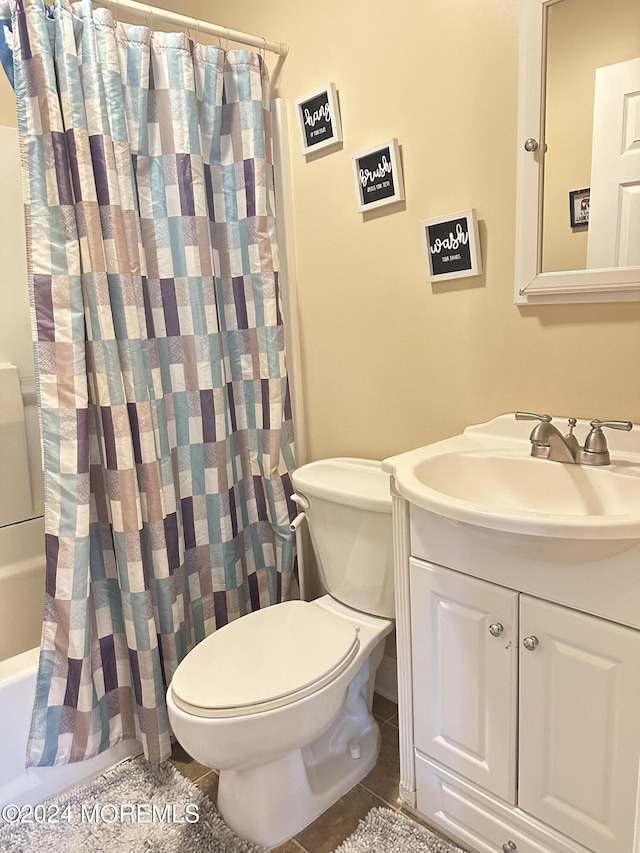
xmin=569 ymin=187 xmax=590 ymax=228
xmin=420 ymin=208 xmax=482 ymax=282
xmin=351 ymin=138 xmax=405 ymax=212
xmin=295 ymin=83 xmax=343 ymax=155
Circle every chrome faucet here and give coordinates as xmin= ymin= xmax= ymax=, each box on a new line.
xmin=515 ymin=412 xmax=633 ymax=466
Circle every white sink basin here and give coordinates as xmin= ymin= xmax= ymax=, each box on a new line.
xmin=384 ymin=414 xmax=640 ymax=541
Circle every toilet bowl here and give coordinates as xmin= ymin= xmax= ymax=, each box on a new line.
xmin=167 ymin=458 xmax=395 ymax=847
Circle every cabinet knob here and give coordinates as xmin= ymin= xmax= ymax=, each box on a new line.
xmin=523 ymin=138 xmax=538 ymax=152
xmin=503 ymin=842 xmax=517 ymax=852
xmin=523 ymin=635 xmax=539 ymax=651
xmin=489 ymin=623 xmax=504 ymax=637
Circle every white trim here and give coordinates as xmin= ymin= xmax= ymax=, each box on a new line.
xmin=390 ymin=485 xmax=416 ymax=808
xmin=272 ymin=99 xmax=307 ymax=464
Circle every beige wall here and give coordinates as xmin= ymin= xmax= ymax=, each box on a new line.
xmin=1 ymin=0 xmax=639 ymax=469
xmin=195 ymin=0 xmax=640 ymax=460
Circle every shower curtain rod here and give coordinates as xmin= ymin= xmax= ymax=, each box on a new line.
xmin=98 ymin=0 xmax=289 ymax=56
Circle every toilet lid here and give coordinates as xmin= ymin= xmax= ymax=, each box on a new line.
xmin=170 ymin=600 xmax=360 ymax=718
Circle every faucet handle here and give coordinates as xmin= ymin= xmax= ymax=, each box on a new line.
xmin=515 ymin=411 xmax=552 ymax=422
xmin=583 ymin=419 xmax=633 ymax=463
xmin=589 ymin=419 xmax=633 ymax=432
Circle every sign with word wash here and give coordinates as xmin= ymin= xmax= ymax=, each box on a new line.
xmin=295 ymin=84 xmax=343 ymax=155
xmin=428 ymin=218 xmax=472 ymax=275
xmin=420 ymin=209 xmax=482 ymax=282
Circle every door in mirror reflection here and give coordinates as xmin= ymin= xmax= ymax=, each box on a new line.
xmin=587 ymin=58 xmax=640 ymax=269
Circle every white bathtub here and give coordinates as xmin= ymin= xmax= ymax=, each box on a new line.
xmin=0 ymin=517 xmax=140 ymax=809
xmin=0 ymin=517 xmax=46 ymax=664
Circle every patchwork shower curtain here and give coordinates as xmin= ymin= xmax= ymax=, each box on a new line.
xmin=8 ymin=0 xmax=296 ymax=765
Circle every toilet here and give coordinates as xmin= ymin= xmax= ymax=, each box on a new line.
xmin=166 ymin=458 xmax=395 ymax=847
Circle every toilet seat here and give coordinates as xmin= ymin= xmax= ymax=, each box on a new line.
xmin=170 ymin=600 xmax=360 ymax=718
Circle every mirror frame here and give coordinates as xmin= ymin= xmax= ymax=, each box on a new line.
xmin=514 ymin=0 xmax=640 ymax=305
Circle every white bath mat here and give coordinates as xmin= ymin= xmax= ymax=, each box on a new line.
xmin=333 ymin=806 xmax=470 ymax=853
xmin=0 ymin=758 xmax=469 ymax=852
xmin=0 ymin=756 xmax=266 ymax=852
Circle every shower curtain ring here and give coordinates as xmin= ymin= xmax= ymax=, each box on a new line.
xmin=188 ymin=18 xmax=199 ymax=43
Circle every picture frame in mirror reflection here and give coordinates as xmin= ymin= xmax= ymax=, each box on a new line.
xmin=569 ymin=188 xmax=590 ymax=229
xmin=420 ymin=208 xmax=482 ymax=283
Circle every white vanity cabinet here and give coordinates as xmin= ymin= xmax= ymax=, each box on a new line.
xmin=407 ymin=553 xmax=640 ymax=853
xmin=518 ymin=595 xmax=640 ymax=853
xmin=384 ymin=413 xmax=640 ymax=853
xmin=410 ymin=560 xmax=519 ymax=805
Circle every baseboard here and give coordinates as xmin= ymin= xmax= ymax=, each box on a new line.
xmin=374 ymin=653 xmax=398 ymax=704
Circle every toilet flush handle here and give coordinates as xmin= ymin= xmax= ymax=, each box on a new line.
xmin=289 ymin=512 xmax=306 ymax=532
xmin=290 ymin=495 xmax=309 ymax=602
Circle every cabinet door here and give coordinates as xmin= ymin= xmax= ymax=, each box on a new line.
xmin=410 ymin=559 xmax=519 ymax=803
xmin=519 ymin=595 xmax=640 ymax=853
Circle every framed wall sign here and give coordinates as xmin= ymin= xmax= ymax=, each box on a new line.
xmin=569 ymin=188 xmax=590 ymax=228
xmin=295 ymin=83 xmax=343 ymax=155
xmin=351 ymin=138 xmax=405 ymax=212
xmin=420 ymin=208 xmax=482 ymax=282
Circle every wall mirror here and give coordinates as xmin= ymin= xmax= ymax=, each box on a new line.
xmin=515 ymin=0 xmax=640 ymax=304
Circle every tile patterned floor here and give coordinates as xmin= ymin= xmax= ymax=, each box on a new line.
xmin=170 ymin=693 xmax=408 ymax=852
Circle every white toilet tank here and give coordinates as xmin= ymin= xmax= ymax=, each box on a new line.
xmin=291 ymin=458 xmax=394 ymax=618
